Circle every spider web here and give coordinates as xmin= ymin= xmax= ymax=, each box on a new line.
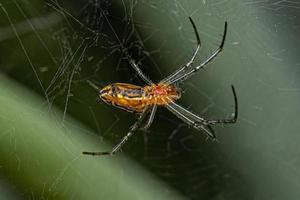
xmin=1 ymin=0 xmax=300 ymax=199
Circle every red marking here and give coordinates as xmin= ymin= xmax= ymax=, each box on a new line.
xmin=154 ymin=86 xmax=167 ymax=95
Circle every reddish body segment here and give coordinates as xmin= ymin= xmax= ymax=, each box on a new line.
xmin=100 ymin=83 xmax=181 ymax=113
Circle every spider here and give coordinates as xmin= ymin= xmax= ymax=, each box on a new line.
xmin=83 ymin=17 xmax=238 ymax=156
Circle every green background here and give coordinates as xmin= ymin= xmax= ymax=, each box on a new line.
xmin=0 ymin=0 xmax=300 ymax=199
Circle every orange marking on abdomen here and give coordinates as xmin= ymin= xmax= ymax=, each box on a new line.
xmin=99 ymin=83 xmax=181 ymax=113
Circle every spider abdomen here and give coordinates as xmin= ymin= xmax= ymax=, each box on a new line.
xmin=99 ymin=83 xmax=180 ymax=113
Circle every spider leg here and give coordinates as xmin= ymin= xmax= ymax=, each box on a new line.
xmin=124 ymin=52 xmax=154 ymax=85
xmin=82 ymin=107 xmax=150 ymax=156
xmin=167 ymin=85 xmax=238 ymax=126
xmin=167 ymin=102 xmax=208 ymax=124
xmin=161 ymin=17 xmax=201 ymax=83
xmin=100 ymin=9 xmax=153 ymax=85
xmin=204 ymin=125 xmax=217 ymax=140
xmin=204 ymin=85 xmax=238 ymax=125
xmin=86 ymin=80 xmax=101 ymax=91
xmin=165 ymin=103 xmax=216 ymax=139
xmin=169 ymin=21 xmax=228 ymax=84
xmin=140 ymin=105 xmax=157 ymax=130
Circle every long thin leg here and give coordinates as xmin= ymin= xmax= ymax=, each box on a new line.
xmin=169 ymin=21 xmax=228 ymax=84
xmin=141 ymin=105 xmax=157 ymax=130
xmin=123 ymin=51 xmax=153 ymax=85
xmin=203 ymin=85 xmax=238 ymax=124
xmin=161 ymin=17 xmax=201 ymax=83
xmin=165 ymin=103 xmax=216 ymax=138
xmin=99 ymin=8 xmax=153 ymax=85
xmin=86 ymin=80 xmax=101 ymax=91
xmin=167 ymin=85 xmax=238 ymax=125
xmin=167 ymin=102 xmax=208 ymax=124
xmin=83 ymin=107 xmax=149 ymax=156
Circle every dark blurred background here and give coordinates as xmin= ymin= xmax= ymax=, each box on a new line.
xmin=0 ymin=0 xmax=300 ymax=199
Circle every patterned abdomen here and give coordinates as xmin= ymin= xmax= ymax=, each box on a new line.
xmin=99 ymin=83 xmax=181 ymax=113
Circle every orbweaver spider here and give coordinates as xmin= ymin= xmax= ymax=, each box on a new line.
xmin=83 ymin=17 xmax=238 ymax=156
